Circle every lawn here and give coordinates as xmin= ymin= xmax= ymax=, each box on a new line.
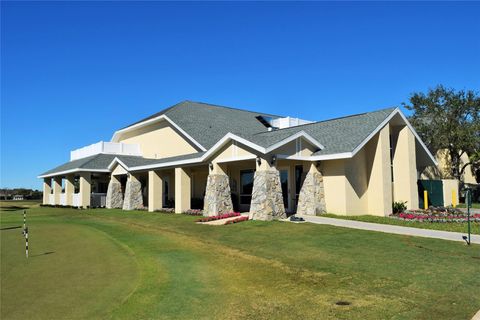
xmin=1 ymin=205 xmax=479 ymax=320
xmin=458 ymin=202 xmax=480 ymax=209
xmin=322 ymin=213 xmax=480 ymax=235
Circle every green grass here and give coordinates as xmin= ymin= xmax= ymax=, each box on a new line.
xmin=0 ymin=200 xmax=41 ymax=211
xmin=457 ymin=202 xmax=480 ymax=209
xmin=322 ymin=213 xmax=480 ymax=235
xmin=1 ymin=206 xmax=479 ymax=319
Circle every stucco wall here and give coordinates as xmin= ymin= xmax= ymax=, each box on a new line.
xmin=118 ymin=121 xmax=198 ymax=159
xmin=322 ymin=124 xmax=393 ymax=216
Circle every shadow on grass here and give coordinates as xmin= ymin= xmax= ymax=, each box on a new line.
xmin=0 ymin=206 xmax=29 ymax=211
xmin=0 ymin=226 xmax=22 ymax=231
xmin=31 ymin=252 xmax=55 ymax=258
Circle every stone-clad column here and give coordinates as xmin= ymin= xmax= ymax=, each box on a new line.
xmin=249 ymin=157 xmax=286 ymax=221
xmin=123 ymin=173 xmax=143 ymax=210
xmin=106 ymin=175 xmax=124 ymax=209
xmin=203 ymin=163 xmax=233 ymax=216
xmin=43 ymin=178 xmax=52 ymax=205
xmin=296 ymin=163 xmax=326 ymax=215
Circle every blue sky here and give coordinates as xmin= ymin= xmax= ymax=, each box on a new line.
xmin=1 ymin=1 xmax=479 ymax=189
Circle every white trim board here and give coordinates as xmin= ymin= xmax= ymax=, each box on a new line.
xmin=38 ymin=168 xmax=109 ymax=179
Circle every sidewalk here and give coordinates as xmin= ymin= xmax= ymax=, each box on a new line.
xmin=296 ymin=215 xmax=480 ymax=244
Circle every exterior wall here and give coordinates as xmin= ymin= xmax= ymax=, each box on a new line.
xmin=175 ymin=167 xmax=191 ymax=213
xmin=112 ymin=163 xmax=128 ymax=176
xmin=53 ymin=176 xmax=62 ymax=205
xmin=392 ymin=125 xmax=419 ymax=209
xmin=344 ymin=148 xmax=369 ymax=215
xmin=148 ymin=170 xmax=163 ymax=212
xmin=191 ymin=169 xmax=208 ymax=199
xmin=209 ymin=141 xmax=256 ymax=163
xmin=119 ymin=121 xmax=198 ymax=159
xmin=79 ymin=172 xmax=91 ymax=208
xmin=275 ymin=138 xmax=316 ymax=157
xmin=43 ymin=178 xmax=52 ymax=204
xmin=442 ymin=179 xmax=459 ymax=207
xmin=322 ymin=159 xmax=348 ymax=214
xmin=65 ymin=175 xmax=75 ymax=206
xmin=365 ymin=125 xmax=393 ymax=216
xmin=322 ymin=125 xmax=393 ymax=216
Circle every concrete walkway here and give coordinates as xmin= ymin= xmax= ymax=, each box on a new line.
xmin=296 ymin=215 xmax=480 ymax=244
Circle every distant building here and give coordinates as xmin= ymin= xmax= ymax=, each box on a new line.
xmin=13 ymin=195 xmax=24 ymax=201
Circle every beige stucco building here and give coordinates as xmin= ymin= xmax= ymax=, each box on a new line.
xmin=39 ymin=101 xmax=437 ymax=219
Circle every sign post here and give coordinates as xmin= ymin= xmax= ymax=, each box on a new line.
xmin=462 ymin=189 xmax=472 ymax=245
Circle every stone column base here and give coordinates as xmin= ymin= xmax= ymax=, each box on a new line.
xmin=249 ymin=170 xmax=286 ymax=221
xmin=203 ymin=174 xmax=233 ymax=216
xmin=296 ymin=171 xmax=326 ymax=215
xmin=106 ymin=180 xmax=123 ymax=209
xmin=123 ymin=175 xmax=143 ymax=210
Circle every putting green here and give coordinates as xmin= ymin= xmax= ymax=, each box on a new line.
xmin=1 ymin=217 xmax=138 ymax=320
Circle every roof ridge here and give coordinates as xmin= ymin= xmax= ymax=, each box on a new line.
xmin=185 ymin=100 xmax=283 ymax=117
xmin=252 ymin=107 xmax=397 ymax=136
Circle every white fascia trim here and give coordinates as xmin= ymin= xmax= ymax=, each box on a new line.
xmin=107 ymin=157 xmax=130 ymax=171
xmin=128 ymin=157 xmax=203 ymax=171
xmin=265 ymin=131 xmax=325 ymax=153
xmin=281 ymin=152 xmax=354 ymax=161
xmin=348 ymin=108 xmax=437 ymax=165
xmin=128 ymin=132 xmax=329 ymax=171
xmin=214 ymin=155 xmax=257 ymax=164
xmin=396 ymin=109 xmax=438 ymax=166
xmin=37 ymin=168 xmax=109 ymax=179
xmin=111 ymin=114 xmax=207 ymax=151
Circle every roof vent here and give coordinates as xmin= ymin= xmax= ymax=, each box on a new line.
xmin=268 ymin=116 xmax=313 ymax=129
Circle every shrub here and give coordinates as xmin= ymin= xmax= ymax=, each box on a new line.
xmin=392 ymin=201 xmax=407 ymax=214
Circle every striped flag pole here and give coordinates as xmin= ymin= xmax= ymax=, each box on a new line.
xmin=25 ymin=227 xmax=29 ymax=258
xmin=23 ymin=210 xmax=26 ymax=234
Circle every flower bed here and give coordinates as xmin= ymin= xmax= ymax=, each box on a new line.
xmin=195 ymin=212 xmax=241 ymax=223
xmin=224 ymin=216 xmax=249 ymax=225
xmin=391 ymin=207 xmax=480 ymax=223
xmin=183 ymin=209 xmax=203 ymax=216
xmin=155 ymin=208 xmax=175 ymax=214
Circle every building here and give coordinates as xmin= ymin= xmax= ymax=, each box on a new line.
xmin=12 ymin=195 xmax=24 ymax=201
xmin=38 ymin=101 xmax=436 ymax=220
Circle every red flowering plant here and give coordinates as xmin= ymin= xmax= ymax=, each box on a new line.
xmin=195 ymin=212 xmax=241 ymax=223
xmin=224 ymin=216 xmax=249 ymax=225
xmin=183 ymin=209 xmax=203 ymax=216
xmin=391 ymin=206 xmax=480 ymax=223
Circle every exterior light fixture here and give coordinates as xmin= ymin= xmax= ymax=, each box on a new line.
xmin=256 ymin=157 xmax=262 ymax=166
xmin=209 ymin=162 xmax=214 ymax=171
xmin=271 ymin=155 xmax=277 ymax=165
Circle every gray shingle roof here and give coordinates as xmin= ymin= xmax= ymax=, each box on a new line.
xmin=122 ymin=100 xmax=283 ymax=150
xmin=41 ymin=101 xmax=397 ymax=177
xmin=248 ymin=107 xmax=396 ymax=155
xmin=123 ymin=101 xmax=395 ymax=153
xmin=39 ymin=152 xmax=206 ymax=177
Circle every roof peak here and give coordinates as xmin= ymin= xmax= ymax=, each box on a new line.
xmin=254 ymin=106 xmax=398 ymax=135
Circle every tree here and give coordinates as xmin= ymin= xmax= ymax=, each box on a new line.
xmin=402 ymin=85 xmax=480 ymax=182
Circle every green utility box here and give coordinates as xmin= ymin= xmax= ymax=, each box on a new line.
xmin=418 ymin=180 xmax=444 ymax=208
